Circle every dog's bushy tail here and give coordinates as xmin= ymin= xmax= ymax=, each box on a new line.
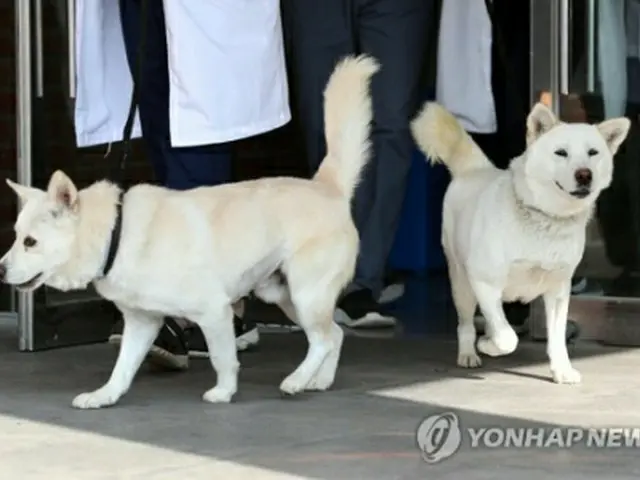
xmin=313 ymin=54 xmax=379 ymax=201
xmin=410 ymin=102 xmax=493 ymax=177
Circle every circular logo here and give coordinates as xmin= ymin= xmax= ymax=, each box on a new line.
xmin=416 ymin=412 xmax=462 ymax=464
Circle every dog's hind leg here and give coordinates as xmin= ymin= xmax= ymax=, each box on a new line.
xmin=254 ymin=272 xmax=343 ymax=392
xmin=72 ymin=308 xmax=163 ymax=409
xmin=543 ymin=282 xmax=581 ymax=384
xmin=471 ymin=281 xmax=519 ymax=357
xmin=279 ymin=290 xmax=343 ymax=395
xmin=449 ymin=266 xmax=481 ymax=368
xmin=194 ymin=304 xmax=240 ymax=403
xmin=278 ymin=241 xmax=352 ymax=396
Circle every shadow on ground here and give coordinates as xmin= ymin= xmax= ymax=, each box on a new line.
xmin=0 ymin=325 xmax=639 ymax=479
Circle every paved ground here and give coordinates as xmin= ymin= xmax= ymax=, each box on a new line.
xmin=0 ymin=326 xmax=639 ymax=479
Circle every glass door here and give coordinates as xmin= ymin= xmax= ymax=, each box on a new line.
xmin=529 ymin=0 xmax=640 ymax=345
xmin=14 ymin=0 xmax=142 ymax=351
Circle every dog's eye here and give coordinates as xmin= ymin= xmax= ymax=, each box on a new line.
xmin=23 ymin=236 xmax=37 ymax=248
xmin=554 ymin=149 xmax=569 ymax=157
xmin=587 ymin=148 xmax=599 ymax=157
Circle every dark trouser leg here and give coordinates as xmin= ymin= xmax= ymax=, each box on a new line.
xmin=119 ymin=0 xmax=232 ymax=190
xmin=282 ymin=0 xmax=355 ymax=175
xmin=116 ymin=0 xmax=243 ymax=365
xmin=119 ymin=0 xmax=169 ymax=185
xmin=350 ymin=0 xmax=431 ymax=298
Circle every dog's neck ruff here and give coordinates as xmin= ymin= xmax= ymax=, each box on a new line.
xmin=511 ymin=183 xmax=588 ymax=226
xmin=100 ymin=189 xmax=125 ymax=278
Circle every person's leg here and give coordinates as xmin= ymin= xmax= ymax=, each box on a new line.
xmin=110 ymin=0 xmax=191 ymax=370
xmin=118 ymin=0 xmax=168 ymax=186
xmin=334 ymin=0 xmax=430 ymax=326
xmin=282 ymin=0 xmax=403 ymax=310
xmin=282 ymin=0 xmax=355 ymax=175
xmin=112 ymin=0 xmax=257 ymax=368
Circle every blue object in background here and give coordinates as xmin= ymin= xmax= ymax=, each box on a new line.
xmin=388 ymin=148 xmax=450 ymax=273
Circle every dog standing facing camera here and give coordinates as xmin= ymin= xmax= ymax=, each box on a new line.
xmin=411 ymin=101 xmax=630 ymax=384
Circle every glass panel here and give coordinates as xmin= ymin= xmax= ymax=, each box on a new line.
xmin=530 ymin=0 xmax=560 ymax=114
xmin=529 ymin=0 xmax=640 ymax=345
xmin=564 ymin=0 xmax=640 ymax=299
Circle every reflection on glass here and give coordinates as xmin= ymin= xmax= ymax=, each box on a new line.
xmin=556 ymin=0 xmax=640 ymax=299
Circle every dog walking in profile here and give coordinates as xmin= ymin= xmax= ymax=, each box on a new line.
xmin=0 ymin=54 xmax=379 ymax=408
xmin=411 ymin=101 xmax=630 ymax=384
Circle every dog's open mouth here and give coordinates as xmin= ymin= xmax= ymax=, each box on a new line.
xmin=15 ymin=273 xmax=43 ymax=291
xmin=555 ymin=181 xmax=590 ymax=199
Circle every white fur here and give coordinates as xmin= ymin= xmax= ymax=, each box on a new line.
xmin=411 ymin=101 xmax=631 ymax=384
xmin=1 ymin=55 xmax=379 ymax=408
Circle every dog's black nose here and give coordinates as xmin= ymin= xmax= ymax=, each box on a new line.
xmin=0 ymin=263 xmax=6 ymax=282
xmin=574 ymin=168 xmax=592 ymax=187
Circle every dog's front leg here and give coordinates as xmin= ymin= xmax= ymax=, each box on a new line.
xmin=195 ymin=304 xmax=240 ymax=404
xmin=472 ymin=281 xmax=519 ymax=357
xmin=543 ymin=282 xmax=581 ymax=384
xmin=71 ymin=308 xmax=163 ymax=409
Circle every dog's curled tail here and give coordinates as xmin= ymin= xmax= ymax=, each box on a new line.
xmin=410 ymin=102 xmax=493 ymax=177
xmin=314 ymin=54 xmax=379 ymax=201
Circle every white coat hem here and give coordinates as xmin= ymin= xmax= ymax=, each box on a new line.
xmin=76 ymin=124 xmax=143 ymax=149
xmin=170 ymin=111 xmax=291 ymax=147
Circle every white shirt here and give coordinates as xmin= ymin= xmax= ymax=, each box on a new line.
xmin=436 ymin=0 xmax=497 ymax=133
xmin=74 ymin=0 xmax=291 ymax=148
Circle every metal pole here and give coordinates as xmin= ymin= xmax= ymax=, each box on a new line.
xmin=35 ymin=0 xmax=43 ymax=98
xmin=15 ymin=0 xmax=35 ymax=351
xmin=68 ymin=0 xmax=76 ymax=98
xmin=549 ymin=0 xmax=561 ymax=114
xmin=586 ymin=0 xmax=596 ymax=91
xmin=559 ymin=0 xmax=570 ymax=96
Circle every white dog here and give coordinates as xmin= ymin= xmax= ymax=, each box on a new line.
xmin=411 ymin=101 xmax=630 ymax=384
xmin=0 ymin=54 xmax=379 ymax=408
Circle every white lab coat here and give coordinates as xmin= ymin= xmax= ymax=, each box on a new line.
xmin=436 ymin=0 xmax=497 ymax=133
xmin=74 ymin=0 xmax=291 ymax=148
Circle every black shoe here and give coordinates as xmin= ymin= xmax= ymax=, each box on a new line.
xmin=108 ymin=317 xmax=189 ymax=371
xmin=185 ymin=316 xmax=260 ymax=358
xmin=334 ymin=289 xmax=396 ymax=329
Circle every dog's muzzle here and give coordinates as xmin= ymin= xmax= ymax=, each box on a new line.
xmin=569 ymin=187 xmax=591 ymax=199
xmin=555 ymin=181 xmax=590 ymax=199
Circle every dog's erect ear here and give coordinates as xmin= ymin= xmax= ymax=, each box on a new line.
xmin=597 ymin=117 xmax=631 ymax=155
xmin=47 ymin=170 xmax=78 ymax=210
xmin=526 ymin=102 xmax=558 ymax=145
xmin=6 ymin=179 xmax=42 ymax=204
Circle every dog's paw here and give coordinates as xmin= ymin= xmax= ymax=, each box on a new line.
xmin=551 ymin=365 xmax=582 ymax=384
xmin=305 ymin=372 xmax=335 ymax=391
xmin=71 ymin=389 xmax=119 ymax=410
xmin=457 ymin=352 xmax=482 ymax=368
xmin=280 ymin=373 xmax=309 ymax=396
xmin=202 ymin=386 xmax=235 ymax=404
xmin=477 ymin=330 xmax=518 ymax=357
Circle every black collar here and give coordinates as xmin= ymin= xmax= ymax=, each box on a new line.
xmin=101 ymin=190 xmax=125 ymax=277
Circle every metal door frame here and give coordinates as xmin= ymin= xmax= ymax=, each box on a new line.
xmin=529 ymin=0 xmax=640 ymax=345
xmin=15 ymin=0 xmax=35 ymax=351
